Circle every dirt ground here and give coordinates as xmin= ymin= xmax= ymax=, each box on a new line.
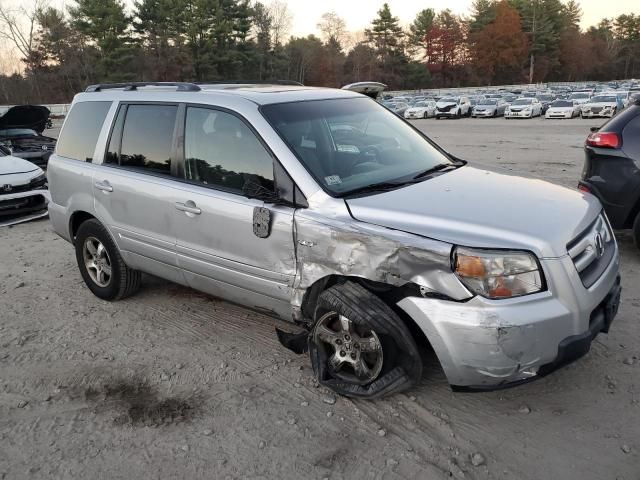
xmin=1 ymin=117 xmax=638 ymax=479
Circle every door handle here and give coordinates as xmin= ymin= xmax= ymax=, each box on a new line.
xmin=94 ymin=180 xmax=113 ymax=192
xmin=175 ymin=201 xmax=201 ymax=215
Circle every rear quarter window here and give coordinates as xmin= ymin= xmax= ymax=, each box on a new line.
xmin=56 ymin=101 xmax=111 ymax=162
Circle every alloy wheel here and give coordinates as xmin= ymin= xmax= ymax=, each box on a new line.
xmin=83 ymin=236 xmax=112 ymax=287
xmin=313 ymin=311 xmax=384 ymax=385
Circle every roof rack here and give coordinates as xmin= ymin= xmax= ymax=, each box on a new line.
xmin=199 ymin=80 xmax=304 ymax=86
xmin=85 ymin=82 xmax=201 ymax=92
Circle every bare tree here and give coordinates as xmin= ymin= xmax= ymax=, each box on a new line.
xmin=0 ymin=0 xmax=48 ymax=63
xmin=317 ymin=10 xmax=347 ymax=46
xmin=269 ymin=0 xmax=291 ymax=47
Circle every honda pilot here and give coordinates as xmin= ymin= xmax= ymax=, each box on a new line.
xmin=47 ymin=82 xmax=621 ymax=398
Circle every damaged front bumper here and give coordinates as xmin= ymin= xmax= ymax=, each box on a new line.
xmin=397 ymin=252 xmax=621 ymax=390
xmin=0 ymin=189 xmax=50 ymax=227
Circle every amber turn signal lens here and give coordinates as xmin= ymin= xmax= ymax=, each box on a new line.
xmin=455 ymin=254 xmax=486 ymax=277
xmin=488 ymin=277 xmax=513 ymax=298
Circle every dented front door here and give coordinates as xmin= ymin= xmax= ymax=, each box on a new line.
xmin=174 ymin=185 xmax=296 ymax=320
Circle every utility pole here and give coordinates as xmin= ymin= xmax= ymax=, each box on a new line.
xmin=528 ymin=0 xmax=537 ymax=84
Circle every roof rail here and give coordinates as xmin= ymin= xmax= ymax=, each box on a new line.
xmin=199 ymin=80 xmax=303 ymax=86
xmin=85 ymin=82 xmax=201 ymax=92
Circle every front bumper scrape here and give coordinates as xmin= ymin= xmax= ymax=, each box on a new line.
xmin=397 ymin=265 xmax=621 ymax=391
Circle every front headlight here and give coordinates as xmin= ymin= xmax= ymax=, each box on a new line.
xmin=29 ymin=172 xmax=47 ymax=188
xmin=453 ymin=247 xmax=544 ymax=299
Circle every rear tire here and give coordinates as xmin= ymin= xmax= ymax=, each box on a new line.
xmin=75 ymin=219 xmax=141 ymax=301
xmin=308 ymin=281 xmax=423 ymax=399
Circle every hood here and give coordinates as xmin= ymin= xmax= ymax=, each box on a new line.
xmin=548 ymin=106 xmax=573 ymax=112
xmin=341 ymin=82 xmax=387 ymax=100
xmin=0 ymin=105 xmax=51 ymax=133
xmin=345 ymin=166 xmax=601 ymax=258
xmin=407 ymin=106 xmax=428 ymax=112
xmin=585 ymin=101 xmax=617 ymax=107
xmin=0 ymin=154 xmax=41 ymax=186
xmin=0 ymin=154 xmax=40 ymax=176
xmin=436 ymin=101 xmax=457 ymax=107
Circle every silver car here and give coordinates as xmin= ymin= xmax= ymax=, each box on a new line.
xmin=47 ymin=82 xmax=621 ymax=398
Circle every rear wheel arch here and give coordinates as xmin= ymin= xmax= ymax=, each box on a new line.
xmin=69 ymin=211 xmax=96 ymax=243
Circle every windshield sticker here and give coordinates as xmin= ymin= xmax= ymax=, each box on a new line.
xmin=324 ymin=175 xmax=342 ymax=186
xmin=336 ymin=144 xmax=360 ymax=154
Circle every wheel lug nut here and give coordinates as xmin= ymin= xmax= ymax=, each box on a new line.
xmin=344 ymin=335 xmax=351 ymax=341
xmin=350 ymin=353 xmax=356 ymax=359
xmin=353 ymin=343 xmax=359 ymax=350
xmin=335 ymin=339 xmax=343 ymax=345
xmin=339 ymin=350 xmax=346 ymax=357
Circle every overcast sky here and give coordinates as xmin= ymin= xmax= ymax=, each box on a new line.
xmin=286 ymin=0 xmax=637 ymax=36
xmin=6 ymin=0 xmax=640 ymax=31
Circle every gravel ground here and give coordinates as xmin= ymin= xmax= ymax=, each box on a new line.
xmin=1 ymin=117 xmax=638 ymax=479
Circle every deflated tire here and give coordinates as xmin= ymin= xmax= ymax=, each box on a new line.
xmin=309 ymin=281 xmax=423 ymax=399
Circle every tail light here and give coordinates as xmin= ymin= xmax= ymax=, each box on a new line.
xmin=577 ymin=184 xmax=590 ymax=193
xmin=586 ymin=132 xmax=620 ymax=149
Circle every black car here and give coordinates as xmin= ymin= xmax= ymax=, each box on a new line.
xmin=0 ymin=105 xmax=56 ymax=169
xmin=580 ymin=97 xmax=640 ymax=246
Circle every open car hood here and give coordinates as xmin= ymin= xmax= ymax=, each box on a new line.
xmin=0 ymin=105 xmax=51 ymax=133
xmin=341 ymin=82 xmax=387 ymax=100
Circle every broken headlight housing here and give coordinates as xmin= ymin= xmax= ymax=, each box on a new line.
xmin=453 ymin=247 xmax=544 ymax=299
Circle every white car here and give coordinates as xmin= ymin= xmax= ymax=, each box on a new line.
xmin=545 ymin=100 xmax=580 ymax=119
xmin=0 ymin=145 xmax=49 ymax=227
xmin=404 ymin=100 xmax=436 ymax=119
xmin=504 ymin=98 xmax=543 ymax=118
xmin=581 ymin=94 xmax=621 ymax=118
xmin=568 ymin=92 xmax=592 ymax=105
xmin=435 ymin=96 xmax=472 ymax=119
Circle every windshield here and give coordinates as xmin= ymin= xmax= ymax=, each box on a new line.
xmin=0 ymin=128 xmax=38 ymax=137
xmin=261 ymin=98 xmax=452 ymax=196
xmin=590 ymin=96 xmax=617 ymax=103
xmin=537 ymin=95 xmax=553 ymax=101
xmin=413 ymin=102 xmax=429 ymax=107
xmin=479 ymin=99 xmax=497 ymax=105
xmin=551 ymin=100 xmax=573 ymax=107
xmin=439 ymin=97 xmax=458 ymax=103
xmin=512 ymin=99 xmax=533 ymax=105
xmin=570 ymin=93 xmax=590 ymax=99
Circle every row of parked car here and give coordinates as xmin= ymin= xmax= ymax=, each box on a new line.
xmin=384 ymin=84 xmax=640 ymax=121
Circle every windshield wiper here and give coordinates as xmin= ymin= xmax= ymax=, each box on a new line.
xmin=340 ymin=180 xmax=419 ymax=198
xmin=412 ymin=162 xmax=457 ymax=180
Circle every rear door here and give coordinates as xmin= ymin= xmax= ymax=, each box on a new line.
xmin=173 ymin=105 xmax=296 ymax=319
xmin=93 ymin=102 xmax=185 ymax=284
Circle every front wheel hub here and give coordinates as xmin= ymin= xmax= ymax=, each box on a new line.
xmin=313 ymin=312 xmax=384 ymax=385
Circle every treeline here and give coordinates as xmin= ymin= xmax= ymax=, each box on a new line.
xmin=0 ymin=0 xmax=639 ymax=104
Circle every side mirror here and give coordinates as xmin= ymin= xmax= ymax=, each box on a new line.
xmin=590 ymin=126 xmax=599 ymax=133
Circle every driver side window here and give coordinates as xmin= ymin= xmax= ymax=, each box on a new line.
xmin=184 ymin=107 xmax=275 ymax=193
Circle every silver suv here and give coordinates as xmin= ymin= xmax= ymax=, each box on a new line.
xmin=48 ymin=82 xmax=621 ymax=398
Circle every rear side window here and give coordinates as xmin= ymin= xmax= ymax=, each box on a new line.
xmin=106 ymin=104 xmax=177 ymax=175
xmin=184 ymin=107 xmax=274 ymax=193
xmin=56 ymin=101 xmax=111 ymax=162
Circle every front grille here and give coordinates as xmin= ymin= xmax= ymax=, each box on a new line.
xmin=0 ymin=183 xmax=32 ymax=194
xmin=591 ymin=107 xmax=602 ymax=113
xmin=567 ymin=214 xmax=615 ymax=288
xmin=0 ymin=194 xmax=46 ymax=217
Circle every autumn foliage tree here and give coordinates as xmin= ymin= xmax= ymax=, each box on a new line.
xmin=424 ymin=10 xmax=467 ymax=86
xmin=472 ymin=1 xmax=528 ymax=85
